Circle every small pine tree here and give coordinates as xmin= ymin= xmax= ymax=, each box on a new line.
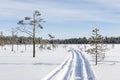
xmin=88 ymin=28 xmax=107 ymax=65
xmin=0 ymin=32 xmax=4 ymax=46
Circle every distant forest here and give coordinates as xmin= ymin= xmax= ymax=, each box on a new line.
xmin=0 ymin=36 xmax=120 ymax=45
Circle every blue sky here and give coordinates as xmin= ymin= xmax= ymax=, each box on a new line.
xmin=0 ymin=0 xmax=120 ymax=39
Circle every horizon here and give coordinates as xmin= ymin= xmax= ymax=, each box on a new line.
xmin=0 ymin=0 xmax=120 ymax=39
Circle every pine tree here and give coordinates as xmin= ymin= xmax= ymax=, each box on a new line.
xmin=0 ymin=32 xmax=4 ymax=47
xmin=17 ymin=11 xmax=44 ymax=58
xmin=88 ymin=28 xmax=107 ymax=65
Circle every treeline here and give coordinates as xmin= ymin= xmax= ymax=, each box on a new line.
xmin=53 ymin=37 xmax=120 ymax=44
xmin=0 ymin=36 xmax=43 ymax=45
xmin=0 ymin=36 xmax=120 ymax=45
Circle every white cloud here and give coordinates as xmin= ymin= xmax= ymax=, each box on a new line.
xmin=0 ymin=0 xmax=120 ymax=24
xmin=0 ymin=0 xmax=120 ymax=38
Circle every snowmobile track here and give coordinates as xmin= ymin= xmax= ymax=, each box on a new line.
xmin=42 ymin=49 xmax=95 ymax=80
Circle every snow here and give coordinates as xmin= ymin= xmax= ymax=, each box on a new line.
xmin=42 ymin=48 xmax=95 ymax=80
xmin=90 ymin=44 xmax=120 ymax=80
xmin=0 ymin=44 xmax=120 ymax=80
xmin=79 ymin=44 xmax=120 ymax=80
xmin=0 ymin=45 xmax=69 ymax=80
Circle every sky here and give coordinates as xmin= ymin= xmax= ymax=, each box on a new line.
xmin=0 ymin=0 xmax=120 ymax=39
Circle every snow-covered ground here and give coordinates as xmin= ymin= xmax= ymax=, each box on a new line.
xmin=42 ymin=48 xmax=95 ymax=80
xmin=0 ymin=44 xmax=120 ymax=80
xmin=78 ymin=44 xmax=120 ymax=80
xmin=0 ymin=45 xmax=69 ymax=80
xmin=89 ymin=44 xmax=120 ymax=80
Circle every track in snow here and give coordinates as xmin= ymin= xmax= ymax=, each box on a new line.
xmin=42 ymin=49 xmax=95 ymax=80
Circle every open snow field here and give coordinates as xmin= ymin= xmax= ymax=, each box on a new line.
xmin=89 ymin=44 xmax=120 ymax=80
xmin=0 ymin=44 xmax=120 ymax=80
xmin=0 ymin=45 xmax=69 ymax=80
xmin=80 ymin=44 xmax=120 ymax=80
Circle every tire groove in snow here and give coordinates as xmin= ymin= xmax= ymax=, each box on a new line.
xmin=63 ymin=51 xmax=74 ymax=80
xmin=73 ymin=50 xmax=83 ymax=80
xmin=42 ymin=49 xmax=95 ymax=80
xmin=77 ymin=50 xmax=95 ymax=80
xmin=41 ymin=55 xmax=71 ymax=80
